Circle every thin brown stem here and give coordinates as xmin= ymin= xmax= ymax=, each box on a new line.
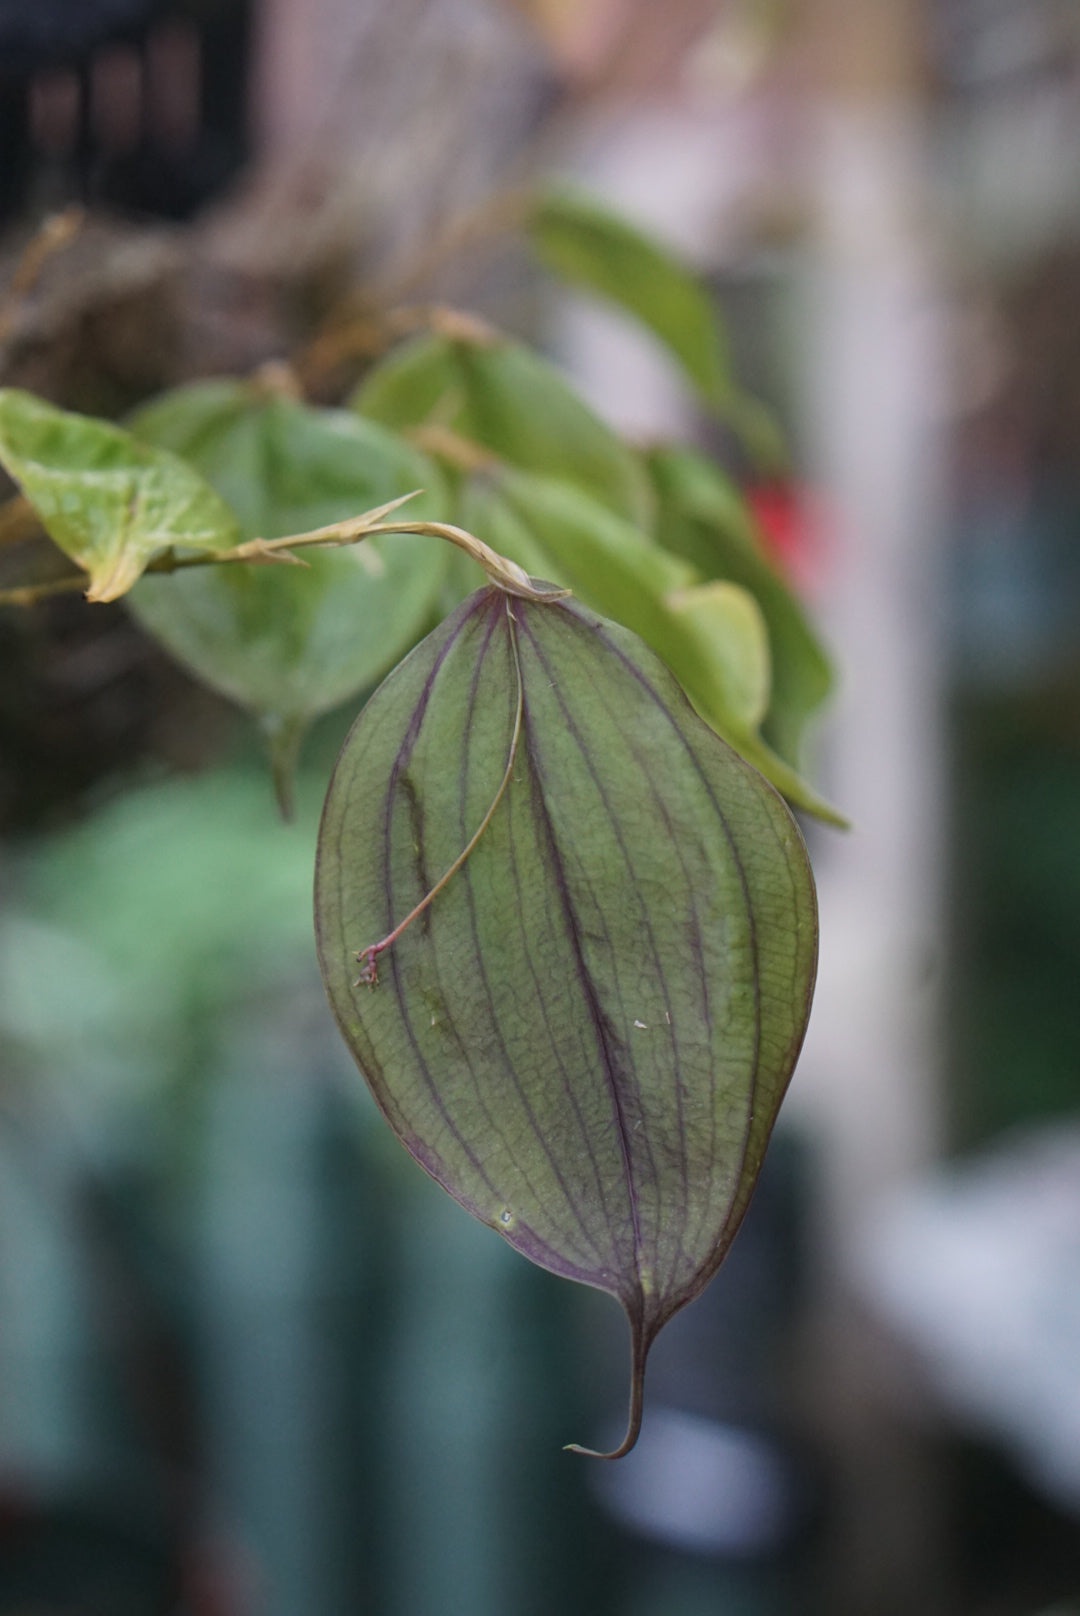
xmin=353 ymin=595 xmax=525 ymax=989
xmin=0 ymin=495 xmax=42 ymax=549
xmin=0 ymin=572 xmax=88 ymax=607
xmin=405 ymin=423 xmax=497 ymax=474
xmin=0 ymin=207 xmax=85 ymax=351
xmin=294 ymin=300 xmax=498 ymax=392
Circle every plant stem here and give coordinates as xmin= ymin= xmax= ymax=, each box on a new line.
xmin=0 ymin=495 xmax=40 ymax=549
xmin=0 ymin=492 xmax=570 ymax=608
xmin=0 ymin=572 xmax=88 ymax=606
xmin=294 ymin=300 xmax=498 ymax=390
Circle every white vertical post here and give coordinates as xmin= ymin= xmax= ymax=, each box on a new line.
xmin=790 ymin=6 xmax=948 ymax=1269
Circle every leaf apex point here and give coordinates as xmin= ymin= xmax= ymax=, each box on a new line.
xmin=562 ymin=1431 xmax=641 ymax=1461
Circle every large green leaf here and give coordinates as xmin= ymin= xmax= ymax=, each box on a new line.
xmin=352 ymin=328 xmax=653 ymax=528
xmin=464 ymin=470 xmax=841 ymax=823
xmin=128 ymin=382 xmax=449 ymax=807
xmin=315 ymin=588 xmax=817 ymax=1455
xmin=0 ymin=388 xmax=240 ymax=601
xmin=649 ymin=445 xmax=834 ymax=768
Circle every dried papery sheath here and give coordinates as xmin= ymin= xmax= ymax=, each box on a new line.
xmin=315 ymin=586 xmax=817 ymax=1457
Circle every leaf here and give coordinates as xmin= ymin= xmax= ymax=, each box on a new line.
xmin=529 ymin=187 xmax=787 ymax=471
xmin=649 ymin=445 xmax=834 ymax=769
xmin=127 ymin=382 xmax=449 ymax=810
xmin=315 ymin=587 xmax=818 ymax=1457
xmin=530 ymin=186 xmax=733 ymax=408
xmin=465 ymin=470 xmax=842 ymax=822
xmin=0 ymin=387 xmax=240 ymax=601
xmin=666 ymin=581 xmax=771 ymax=737
xmin=350 ymin=334 xmax=466 ymax=433
xmin=352 ymin=327 xmax=653 ymax=528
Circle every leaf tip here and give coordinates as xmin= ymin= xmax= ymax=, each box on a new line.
xmin=562 ymin=1430 xmax=642 ymax=1462
xmin=358 ymin=488 xmax=425 ymax=527
xmin=261 ymin=712 xmax=307 ymax=823
xmin=84 ymin=550 xmax=147 ymax=603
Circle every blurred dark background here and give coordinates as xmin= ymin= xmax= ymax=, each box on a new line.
xmin=1 ymin=2 xmax=1079 ymax=1613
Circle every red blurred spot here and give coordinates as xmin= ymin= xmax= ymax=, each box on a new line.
xmin=746 ymin=481 xmax=831 ymax=595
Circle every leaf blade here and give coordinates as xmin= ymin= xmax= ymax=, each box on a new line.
xmin=127 ymin=383 xmax=450 ymax=797
xmin=315 ymin=589 xmax=818 ymax=1454
xmin=0 ymin=388 xmax=241 ymax=601
xmin=454 ymin=334 xmax=654 ymax=528
xmin=349 ymin=333 xmax=466 ymax=432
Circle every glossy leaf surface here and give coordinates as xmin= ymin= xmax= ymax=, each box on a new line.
xmin=127 ymin=383 xmax=448 ymax=803
xmin=316 ymin=588 xmax=817 ymax=1455
xmin=0 ymin=388 xmax=240 ymax=601
xmin=650 ymin=445 xmax=834 ymax=769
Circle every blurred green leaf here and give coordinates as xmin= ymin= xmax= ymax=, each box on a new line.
xmin=487 ymin=469 xmax=691 ymax=617
xmin=350 ymin=333 xmax=466 ymax=432
xmin=459 ymin=473 xmax=605 ymax=590
xmin=455 ymin=334 xmax=654 ymax=527
xmin=0 ymin=769 xmax=324 ymax=1099
xmin=666 ymin=582 xmax=771 ymax=736
xmin=353 ymin=328 xmax=653 ymax=527
xmin=128 ymin=382 xmax=449 ymax=810
xmin=433 ymin=545 xmax=488 ymax=619
xmin=531 ymin=186 xmax=732 ymax=407
xmin=0 ymin=388 xmax=240 ymax=601
xmin=649 ymin=445 xmax=834 ymax=770
xmin=529 ymin=187 xmax=787 ymax=471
